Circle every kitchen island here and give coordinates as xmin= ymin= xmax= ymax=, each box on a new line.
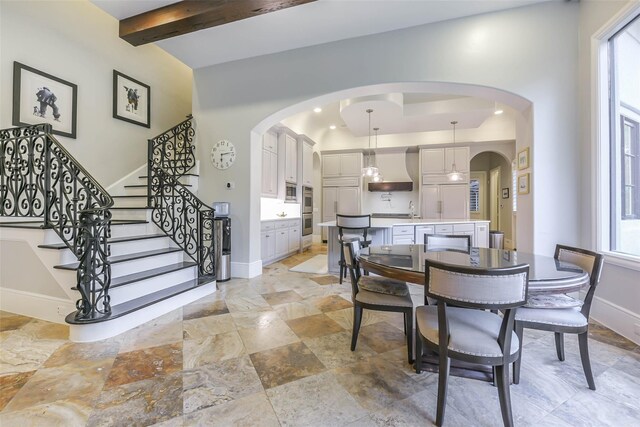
xmin=318 ymin=218 xmax=491 ymax=274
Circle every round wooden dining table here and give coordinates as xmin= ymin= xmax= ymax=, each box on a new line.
xmin=357 ymin=245 xmax=589 ymax=295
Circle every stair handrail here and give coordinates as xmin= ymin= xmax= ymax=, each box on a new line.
xmin=147 ymin=116 xmax=215 ymax=278
xmin=0 ymin=124 xmax=113 ymax=322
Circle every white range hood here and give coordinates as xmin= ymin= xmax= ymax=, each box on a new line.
xmin=368 ymin=148 xmax=414 ymax=191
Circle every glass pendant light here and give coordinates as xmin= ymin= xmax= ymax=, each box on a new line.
xmin=447 ymin=120 xmax=464 ymax=182
xmin=371 ymin=127 xmax=383 ymax=182
xmin=361 ymin=109 xmax=379 ymax=178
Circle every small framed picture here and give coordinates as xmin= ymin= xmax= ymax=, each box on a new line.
xmin=502 ymin=188 xmax=510 ymax=199
xmin=12 ymin=62 xmax=78 ymax=138
xmin=517 ymin=147 xmax=530 ymax=170
xmin=113 ymin=70 xmax=150 ymax=128
xmin=518 ymin=173 xmax=530 ymax=195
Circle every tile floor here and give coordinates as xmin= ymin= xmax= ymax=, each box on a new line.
xmin=1 ymin=244 xmax=639 ymax=426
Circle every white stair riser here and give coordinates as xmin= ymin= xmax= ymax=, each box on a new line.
xmin=55 ymin=238 xmax=176 ymax=264
xmin=109 ymin=267 xmax=197 ymax=306
xmin=110 ymin=209 xmax=150 ymax=221
xmin=111 ymin=252 xmax=185 ymax=277
xmin=112 ymin=197 xmax=149 ymax=208
xmin=110 ymin=223 xmax=154 ymax=239
xmin=124 ymin=187 xmax=149 ymax=196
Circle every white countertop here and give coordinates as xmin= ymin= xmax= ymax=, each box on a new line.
xmin=261 ymin=216 xmax=301 ymax=222
xmin=318 ymin=218 xmax=490 ymax=228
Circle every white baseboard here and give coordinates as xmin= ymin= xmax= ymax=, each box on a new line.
xmin=312 ymin=234 xmax=322 ymax=244
xmin=0 ymin=287 xmax=75 ymax=324
xmin=105 ymin=163 xmax=146 ymax=192
xmin=231 ymin=260 xmax=262 ymax=278
xmin=590 ymin=296 xmax=640 ymax=345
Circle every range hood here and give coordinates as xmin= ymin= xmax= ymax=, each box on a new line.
xmin=367 ymin=149 xmax=414 ymax=192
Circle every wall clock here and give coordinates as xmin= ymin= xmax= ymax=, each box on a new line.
xmin=211 ymin=139 xmax=236 ymax=170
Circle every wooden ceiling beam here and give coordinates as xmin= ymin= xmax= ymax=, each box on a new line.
xmin=120 ymin=0 xmax=317 ymax=46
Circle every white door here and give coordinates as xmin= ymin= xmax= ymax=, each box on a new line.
xmin=261 ymin=149 xmax=271 ymax=196
xmin=323 ymin=187 xmax=338 ymax=219
xmin=421 ymin=185 xmax=440 ymax=219
xmin=275 ymin=229 xmax=289 ymax=256
xmin=339 ymin=153 xmax=362 ymax=176
xmin=285 ymin=135 xmax=297 ymax=183
xmin=261 ymin=232 xmax=269 ymax=260
xmin=269 ymin=151 xmax=278 ymax=196
xmin=289 ymin=227 xmax=300 ymax=252
xmin=337 ymin=187 xmax=360 ymax=215
xmin=441 ymin=184 xmax=469 ymax=220
xmin=415 ymin=225 xmax=436 ymax=245
xmin=470 ymin=171 xmax=487 ymax=220
xmin=445 ymin=147 xmax=470 ymax=174
xmin=421 ymin=149 xmax=445 ymax=174
xmin=302 ymin=142 xmax=313 ymax=187
xmin=322 ymin=155 xmax=341 ymax=177
xmin=489 ymin=167 xmax=501 ymax=230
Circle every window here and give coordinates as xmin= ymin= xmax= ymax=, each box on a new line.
xmin=469 ymin=179 xmax=480 ymax=212
xmin=608 ymin=13 xmax=640 ymax=257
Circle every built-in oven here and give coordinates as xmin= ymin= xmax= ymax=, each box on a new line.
xmin=302 ymin=212 xmax=313 ymax=236
xmin=285 ymin=183 xmax=297 ymax=202
xmin=302 ymin=186 xmax=313 ymax=214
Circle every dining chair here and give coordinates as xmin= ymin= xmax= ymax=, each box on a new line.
xmin=343 ymin=238 xmax=414 ymax=363
xmin=513 ymin=244 xmax=604 ymax=390
xmin=415 ymin=259 xmax=529 ymax=427
xmin=424 ymin=234 xmax=471 ymax=251
xmin=337 ymin=214 xmax=372 ymax=284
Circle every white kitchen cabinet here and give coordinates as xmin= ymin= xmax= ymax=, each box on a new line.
xmin=421 ymin=147 xmax=470 ymax=183
xmin=475 ymin=222 xmax=489 ymax=248
xmin=421 ymin=184 xmax=470 ymax=220
xmin=302 ymin=140 xmax=313 ymax=188
xmin=421 ymin=149 xmax=446 ymax=174
xmin=263 ymin=131 xmax=278 ymax=153
xmin=275 ymin=228 xmax=289 ymax=257
xmin=393 ymin=225 xmax=415 ymax=245
xmin=285 ymin=134 xmax=297 ymax=184
xmin=322 ymin=153 xmax=362 ymax=178
xmin=415 ymin=225 xmax=436 ymax=244
xmin=261 ymin=231 xmax=276 ymax=260
xmin=261 ymin=149 xmax=278 ymax=197
xmin=289 ymin=226 xmax=300 ymax=252
xmin=323 ymin=186 xmax=361 ymax=217
xmin=445 ymin=147 xmax=470 ymax=174
xmin=262 ymin=219 xmax=302 ymax=265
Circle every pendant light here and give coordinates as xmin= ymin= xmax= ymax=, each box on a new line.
xmin=371 ymin=127 xmax=384 ymax=182
xmin=361 ymin=109 xmax=379 ymax=178
xmin=447 ymin=120 xmax=464 ymax=182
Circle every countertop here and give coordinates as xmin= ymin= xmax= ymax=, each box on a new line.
xmin=318 ymin=218 xmax=490 ymax=228
xmin=261 ymin=216 xmax=301 ymax=222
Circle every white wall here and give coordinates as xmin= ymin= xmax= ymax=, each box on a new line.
xmin=0 ymin=0 xmax=193 ymax=186
xmin=579 ymin=0 xmax=640 ymax=343
xmin=192 ymin=1 xmax=580 ymax=273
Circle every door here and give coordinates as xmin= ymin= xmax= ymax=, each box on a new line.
xmin=322 ymin=154 xmax=341 ymax=177
xmin=421 ymin=149 xmax=445 ymax=174
xmin=441 ymin=184 xmax=469 ymax=220
xmin=302 ymin=142 xmax=313 ymax=187
xmin=285 ymin=135 xmax=297 ymax=183
xmin=337 ymin=187 xmax=360 ymax=215
xmin=289 ymin=227 xmax=300 ymax=252
xmin=415 ymin=225 xmax=435 ymax=245
xmin=470 ymin=171 xmax=487 ymax=220
xmin=445 ymin=147 xmax=470 ymax=174
xmin=489 ymin=166 xmax=501 ymax=230
xmin=322 ymin=187 xmax=338 ymax=241
xmin=275 ymin=229 xmax=288 ymax=257
xmin=261 ymin=149 xmax=278 ymax=197
xmin=421 ymin=185 xmax=440 ymax=219
xmin=339 ymin=153 xmax=362 ymax=176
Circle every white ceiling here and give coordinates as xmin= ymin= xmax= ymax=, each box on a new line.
xmin=91 ymin=0 xmax=548 ymax=69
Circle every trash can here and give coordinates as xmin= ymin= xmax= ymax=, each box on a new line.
xmin=489 ymin=230 xmax=504 ymax=249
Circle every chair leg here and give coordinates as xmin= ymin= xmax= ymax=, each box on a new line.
xmin=513 ymin=321 xmax=524 ymax=384
xmin=555 ymin=332 xmax=565 ymax=361
xmin=405 ymin=310 xmax=414 ymax=364
xmin=415 ymin=321 xmax=423 ymax=374
xmin=435 ymin=354 xmax=450 ymax=427
xmin=492 ymin=367 xmax=497 ymax=387
xmin=578 ymin=332 xmax=596 ymax=391
xmin=339 ymin=264 xmax=344 ymax=284
xmin=351 ymin=305 xmax=363 ymax=351
xmin=496 ymin=364 xmax=514 ymax=427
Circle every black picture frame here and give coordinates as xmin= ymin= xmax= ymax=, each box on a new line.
xmin=12 ymin=62 xmax=78 ymax=139
xmin=113 ymin=70 xmax=150 ymax=128
xmin=502 ymin=187 xmax=510 ymax=199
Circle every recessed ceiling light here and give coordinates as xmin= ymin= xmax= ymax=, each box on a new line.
xmin=494 ymin=109 xmax=504 ymax=115
xmin=329 ymin=125 xmax=336 ymax=130
xmin=313 ymin=107 xmax=322 ymax=113
xmin=494 ymin=101 xmax=503 ymax=115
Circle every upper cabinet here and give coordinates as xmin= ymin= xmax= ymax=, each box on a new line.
xmin=261 ymin=131 xmax=278 ymax=198
xmin=300 ymin=136 xmax=314 ymax=188
xmin=280 ymin=132 xmax=298 ymax=184
xmin=420 ymin=147 xmax=470 ymax=184
xmin=322 ymin=153 xmax=362 ymax=178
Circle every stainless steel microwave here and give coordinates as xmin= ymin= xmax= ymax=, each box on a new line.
xmin=285 ymin=183 xmax=297 ymax=202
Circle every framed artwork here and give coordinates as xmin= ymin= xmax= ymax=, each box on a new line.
xmin=12 ymin=62 xmax=78 ymax=138
xmin=113 ymin=70 xmax=150 ymax=128
xmin=518 ymin=173 xmax=530 ymax=195
xmin=502 ymin=188 xmax=510 ymax=199
xmin=517 ymin=147 xmax=530 ymax=170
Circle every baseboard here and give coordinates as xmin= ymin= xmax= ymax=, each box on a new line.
xmin=590 ymin=295 xmax=640 ymax=345
xmin=105 ymin=163 xmax=146 ymax=192
xmin=231 ymin=260 xmax=262 ymax=278
xmin=312 ymin=234 xmax=322 ymax=244
xmin=0 ymin=287 xmax=75 ymax=324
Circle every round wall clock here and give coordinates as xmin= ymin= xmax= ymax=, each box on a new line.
xmin=211 ymin=139 xmax=236 ymax=170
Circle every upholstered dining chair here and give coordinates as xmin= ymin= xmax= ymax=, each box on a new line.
xmin=337 ymin=214 xmax=372 ymax=284
xmin=513 ymin=244 xmax=604 ymax=390
xmin=343 ymin=238 xmax=414 ymax=363
xmin=415 ymin=259 xmax=529 ymax=427
xmin=424 ymin=234 xmax=471 ymax=251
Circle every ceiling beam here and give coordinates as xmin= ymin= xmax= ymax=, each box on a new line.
xmin=120 ymin=0 xmax=317 ymax=46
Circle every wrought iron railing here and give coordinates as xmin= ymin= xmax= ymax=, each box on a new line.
xmin=0 ymin=124 xmax=113 ymax=322
xmin=147 ymin=116 xmax=215 ymax=278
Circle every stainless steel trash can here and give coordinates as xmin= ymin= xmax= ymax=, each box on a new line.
xmin=213 ymin=218 xmax=231 ymax=281
xmin=489 ymin=230 xmax=504 ymax=249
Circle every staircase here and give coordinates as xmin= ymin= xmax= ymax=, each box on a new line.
xmin=0 ymin=117 xmax=217 ymax=341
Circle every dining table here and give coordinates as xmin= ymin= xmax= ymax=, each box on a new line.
xmin=356 ymin=244 xmax=590 ymax=381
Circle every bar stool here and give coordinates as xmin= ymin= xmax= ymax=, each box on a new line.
xmin=336 ymin=214 xmax=371 ymax=284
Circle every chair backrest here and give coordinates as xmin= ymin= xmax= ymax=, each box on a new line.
xmin=337 ymin=214 xmax=371 ymax=243
xmin=424 ymin=234 xmax=471 ymax=250
xmin=343 ymin=238 xmax=363 ymax=299
xmin=425 ymin=259 xmax=529 ymax=309
xmin=554 ymin=244 xmax=604 ymax=316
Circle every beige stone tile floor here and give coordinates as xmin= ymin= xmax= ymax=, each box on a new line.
xmin=0 ymin=243 xmax=639 ymax=426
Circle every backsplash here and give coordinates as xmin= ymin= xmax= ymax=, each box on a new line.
xmin=261 ymin=197 xmax=301 ymax=220
xmin=362 ymin=188 xmax=419 ymax=215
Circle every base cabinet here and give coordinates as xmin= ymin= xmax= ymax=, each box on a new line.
xmin=262 ymin=219 xmax=301 ymax=265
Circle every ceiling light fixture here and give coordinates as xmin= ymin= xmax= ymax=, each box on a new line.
xmin=313 ymin=107 xmax=322 ymax=113
xmin=447 ymin=120 xmax=464 ymax=182
xmin=329 ymin=125 xmax=336 ymax=130
xmin=494 ymin=102 xmax=503 ymax=115
xmin=372 ymin=127 xmax=383 ymax=182
xmin=361 ymin=109 xmax=379 ymax=178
